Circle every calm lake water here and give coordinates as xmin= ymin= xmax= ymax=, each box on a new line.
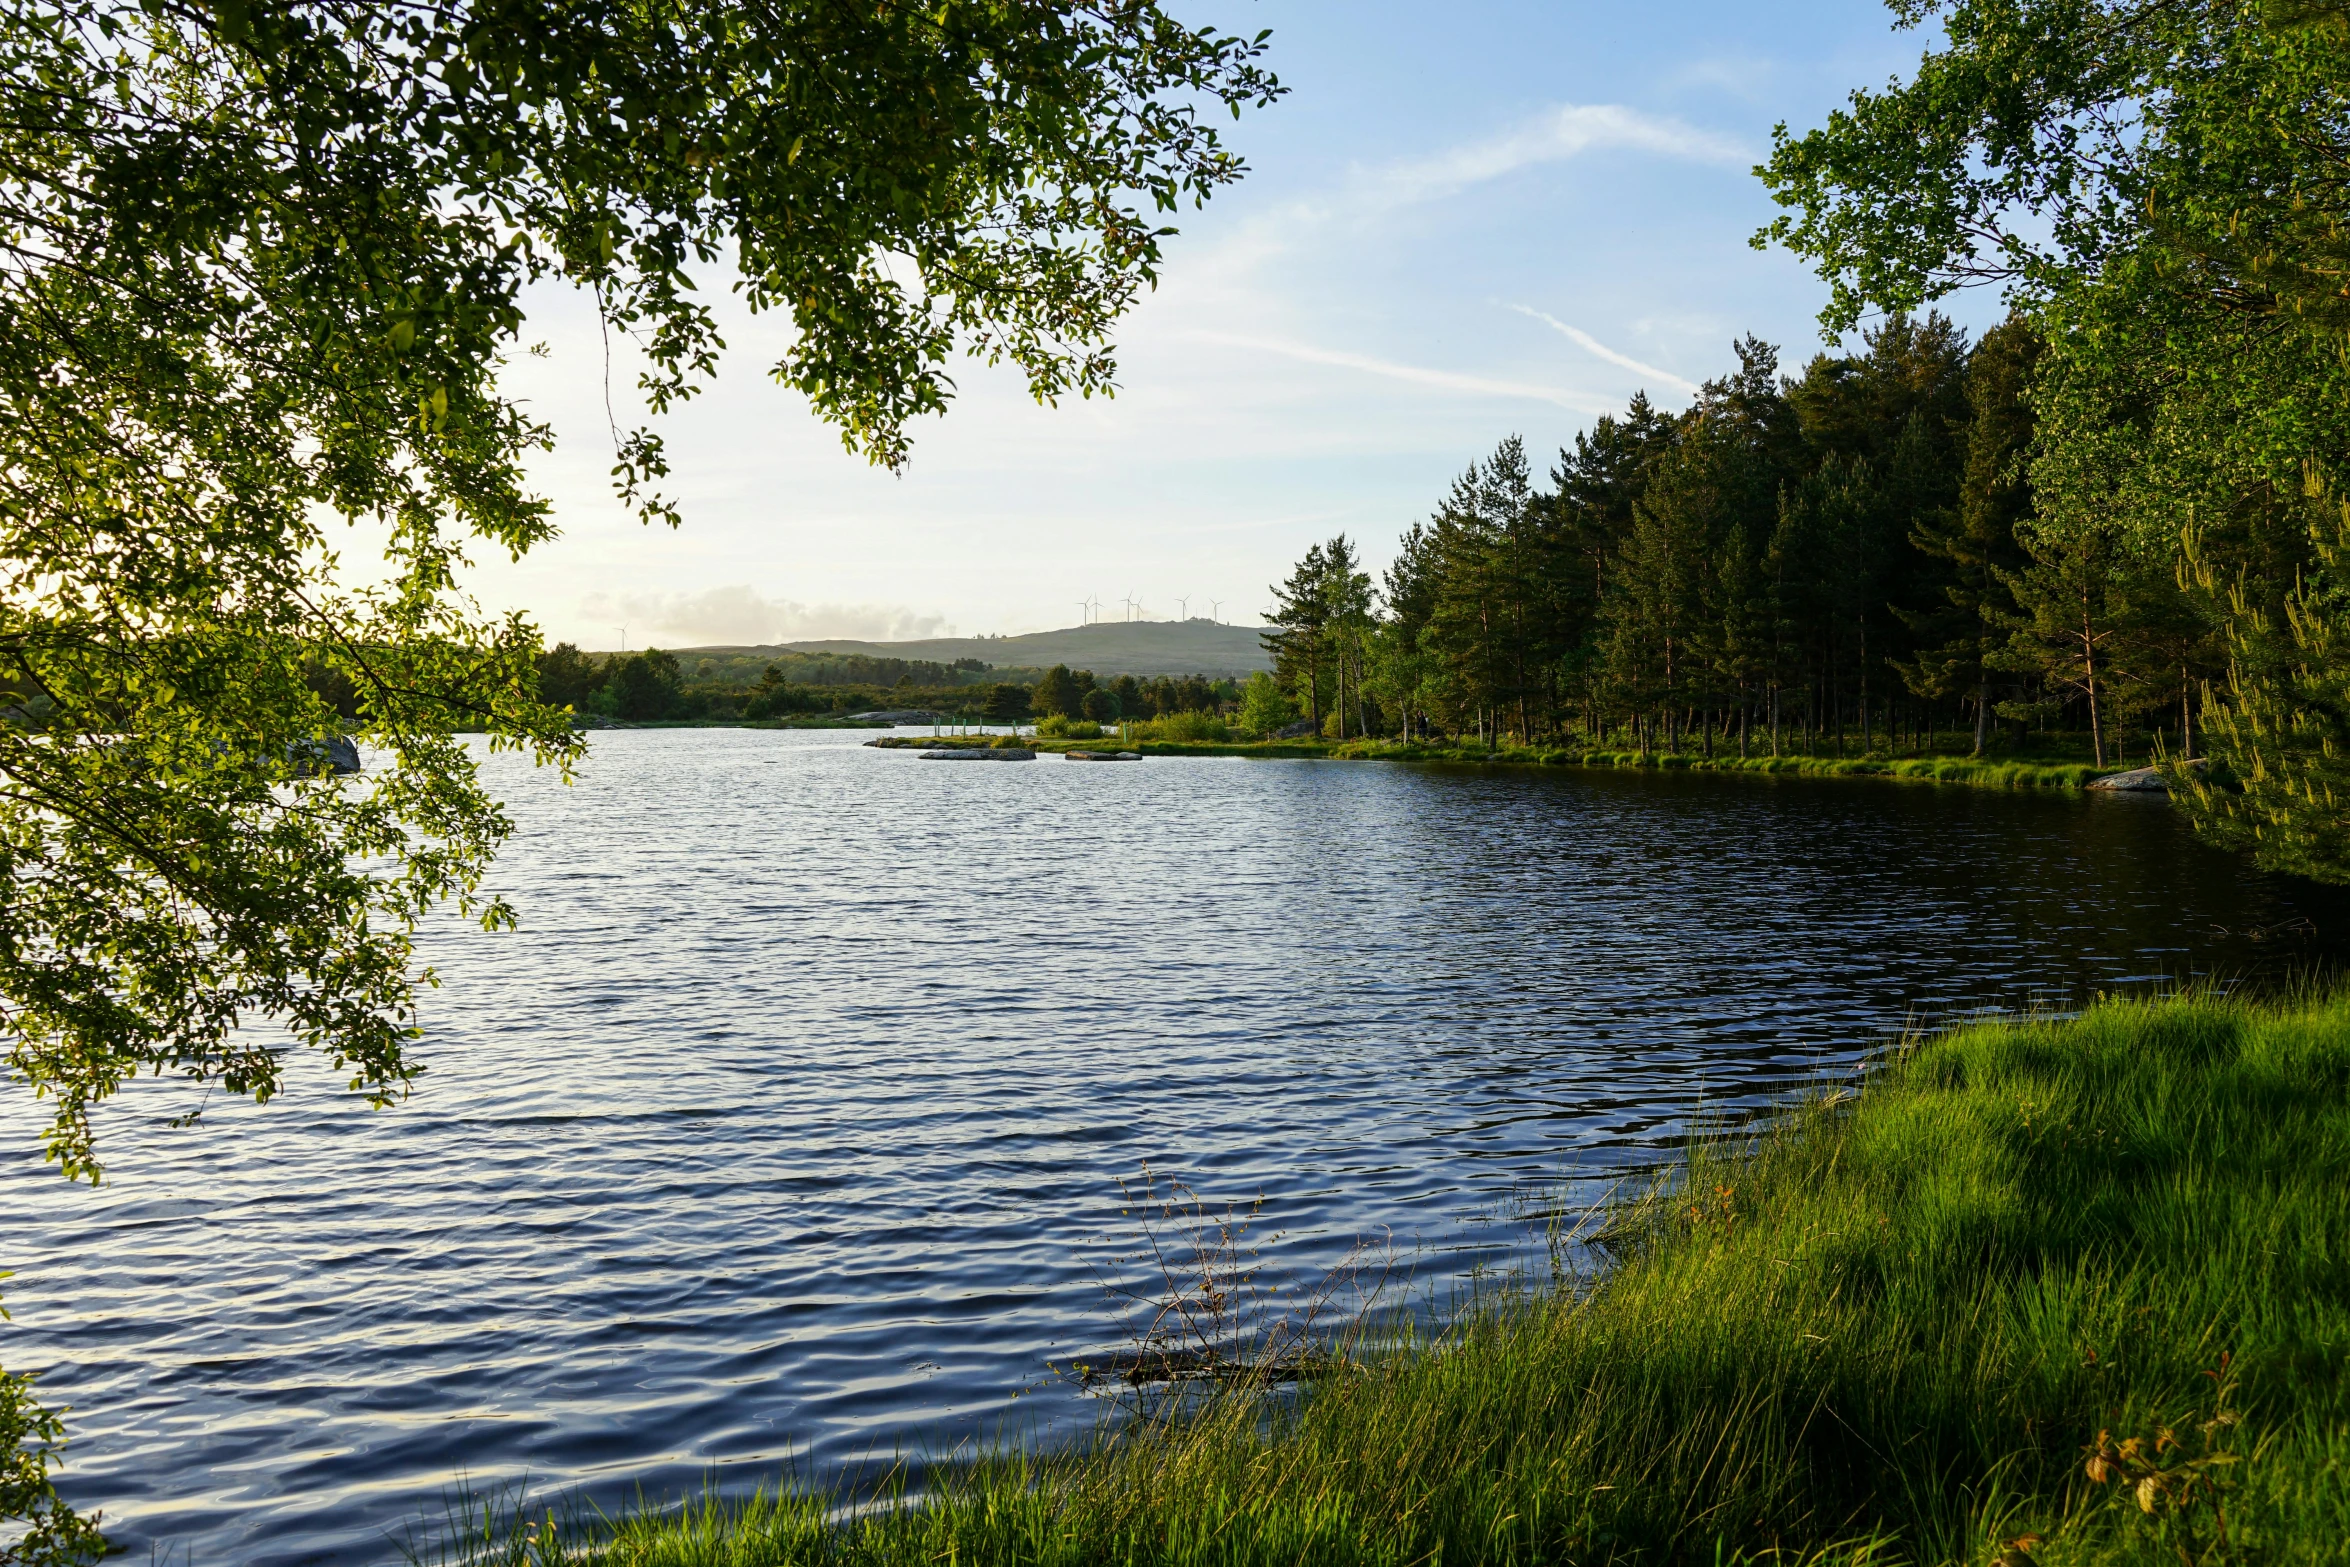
xmin=5 ymin=729 xmax=2346 ymax=1564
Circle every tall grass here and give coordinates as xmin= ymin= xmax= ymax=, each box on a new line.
xmin=420 ymin=994 xmax=2350 ymax=1566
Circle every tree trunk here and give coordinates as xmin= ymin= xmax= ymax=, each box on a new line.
xmin=2083 ymin=605 xmax=2105 ymax=769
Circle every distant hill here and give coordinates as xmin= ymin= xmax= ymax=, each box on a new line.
xmin=679 ymin=619 xmax=1272 ymax=678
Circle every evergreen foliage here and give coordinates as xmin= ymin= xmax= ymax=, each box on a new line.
xmin=1760 ymin=0 xmax=2350 ymax=873
xmin=1275 ymin=315 xmax=2209 ymax=774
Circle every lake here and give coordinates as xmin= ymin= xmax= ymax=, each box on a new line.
xmin=3 ymin=729 xmax=2344 ymax=1565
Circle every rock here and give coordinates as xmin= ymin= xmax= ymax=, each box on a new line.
xmin=2087 ymin=765 xmax=2170 ymax=793
xmin=1271 ymin=718 xmax=1321 ymax=739
xmin=920 ymin=747 xmax=1035 ymax=761
xmin=289 ymin=736 xmax=362 ymax=775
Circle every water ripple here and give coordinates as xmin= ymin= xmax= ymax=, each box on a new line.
xmin=4 ymin=730 xmax=2346 ymax=1565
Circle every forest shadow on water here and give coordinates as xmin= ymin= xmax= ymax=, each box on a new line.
xmin=4 ymin=730 xmax=2348 ymax=1565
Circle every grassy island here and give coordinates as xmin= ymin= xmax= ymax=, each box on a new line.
xmin=437 ymin=993 xmax=2347 ymax=1566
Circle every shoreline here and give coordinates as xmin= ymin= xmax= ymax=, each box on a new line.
xmin=872 ymin=732 xmax=2119 ymax=791
xmin=425 ymin=990 xmax=2350 ymax=1564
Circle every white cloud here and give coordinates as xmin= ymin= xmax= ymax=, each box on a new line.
xmin=579 ymin=586 xmax=953 ymax=648
xmin=1190 ymin=330 xmax=1619 ymax=414
xmin=1362 ymin=103 xmax=1748 ymax=208
xmin=1510 ymin=306 xmax=1703 ymax=397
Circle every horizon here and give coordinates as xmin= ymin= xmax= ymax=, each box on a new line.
xmin=578 ymin=616 xmax=1271 ymax=658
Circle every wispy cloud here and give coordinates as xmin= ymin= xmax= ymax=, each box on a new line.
xmin=581 ymin=586 xmax=953 ymax=648
xmin=1510 ymin=306 xmax=1702 ymax=397
xmin=1662 ymin=57 xmax=1780 ymax=106
xmin=1363 ymin=103 xmax=1748 ymax=207
xmin=1192 ymin=330 xmax=1618 ymax=414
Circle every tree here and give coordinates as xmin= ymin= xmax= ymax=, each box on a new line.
xmin=2 ymin=0 xmax=1281 ymax=1548
xmin=1606 ymin=345 xmax=1801 ymax=752
xmin=1426 ymin=439 xmax=1557 ymax=744
xmin=1264 ymin=543 xmax=1332 ymax=732
xmin=610 ymin=649 xmax=683 ymax=721
xmin=1896 ymin=320 xmax=2038 ymax=754
xmin=1376 ymin=523 xmax=1444 ymax=740
xmin=1031 ymin=664 xmax=1081 ymax=719
xmin=536 ymin=643 xmax=605 ymax=711
xmin=982 ymin=684 xmax=1032 ymax=724
xmin=1319 ymin=535 xmax=1376 ymax=738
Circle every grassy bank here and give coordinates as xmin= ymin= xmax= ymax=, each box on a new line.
xmin=873 ymin=732 xmax=2106 ymax=787
xmin=1040 ymin=736 xmax=2108 ymax=788
xmin=429 ymin=993 xmax=2347 ymax=1565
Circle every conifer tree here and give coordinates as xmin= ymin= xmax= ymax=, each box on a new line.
xmin=1897 ymin=320 xmax=2039 ymax=754
xmin=1264 ymin=544 xmax=1332 ymax=732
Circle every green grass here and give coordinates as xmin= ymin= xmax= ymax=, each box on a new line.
xmin=1558 ymin=749 xmax=2105 ymax=789
xmin=419 ymin=993 xmax=2349 ymax=1566
xmin=1081 ymin=738 xmax=2106 ymax=789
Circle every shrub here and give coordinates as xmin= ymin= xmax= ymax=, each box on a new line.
xmin=1136 ymin=711 xmax=1231 ymax=743
xmin=1238 ymin=672 xmax=1295 ymax=734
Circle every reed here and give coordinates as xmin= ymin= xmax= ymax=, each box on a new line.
xmin=418 ymin=993 xmax=2350 ymax=1566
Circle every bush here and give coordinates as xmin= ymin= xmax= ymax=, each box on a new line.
xmin=1238 ymin=671 xmax=1295 ymax=734
xmin=1135 ymin=711 xmax=1231 ymax=743
xmin=1033 ymin=716 xmax=1104 ymax=739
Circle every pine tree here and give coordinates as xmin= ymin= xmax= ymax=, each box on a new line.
xmin=1264 ymin=544 xmax=1332 ymax=732
xmin=1896 ymin=319 xmax=2039 ymax=754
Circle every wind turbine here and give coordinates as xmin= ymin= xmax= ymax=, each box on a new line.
xmin=1123 ymin=591 xmax=1141 ymax=622
xmin=1087 ymin=594 xmax=1103 ymax=624
xmin=1207 ymin=599 xmax=1224 ymax=624
xmin=616 ymin=626 xmax=629 ymax=652
xmin=1075 ymin=600 xmax=1090 ymax=628
xmin=1175 ymin=595 xmax=1190 ymax=621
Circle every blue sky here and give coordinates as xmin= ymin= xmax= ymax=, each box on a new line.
xmin=467 ymin=0 xmax=2000 ymax=650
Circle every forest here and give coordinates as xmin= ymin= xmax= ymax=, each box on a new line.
xmin=1262 ymin=314 xmax=2191 ymax=769
xmin=1241 ymin=0 xmax=2350 ymax=892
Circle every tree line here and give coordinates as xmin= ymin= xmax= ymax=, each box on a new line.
xmin=1263 ymin=314 xmax=2208 ymax=770
xmin=529 ymin=645 xmax=1238 ymax=724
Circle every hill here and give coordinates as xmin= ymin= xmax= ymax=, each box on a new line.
xmin=679 ymin=619 xmax=1272 ymax=678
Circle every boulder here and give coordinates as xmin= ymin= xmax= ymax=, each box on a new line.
xmin=2087 ymin=765 xmax=2170 ymax=793
xmin=1271 ymin=718 xmax=1321 ymax=739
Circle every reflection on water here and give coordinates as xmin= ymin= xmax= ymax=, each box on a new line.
xmin=3 ymin=731 xmax=2343 ymax=1564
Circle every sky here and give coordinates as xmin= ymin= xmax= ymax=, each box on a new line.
xmin=457 ymin=0 xmax=2002 ymax=652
